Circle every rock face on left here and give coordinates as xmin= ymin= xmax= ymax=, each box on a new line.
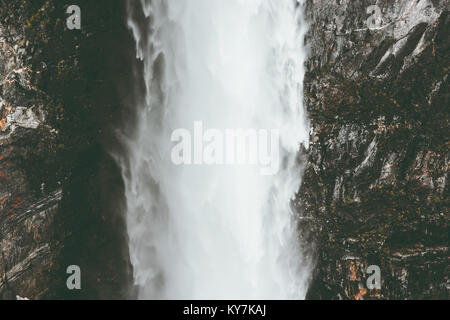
xmin=0 ymin=3 xmax=63 ymax=299
xmin=0 ymin=1 xmax=134 ymax=299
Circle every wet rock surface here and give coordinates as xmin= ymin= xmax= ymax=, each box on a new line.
xmin=0 ymin=3 xmax=62 ymax=299
xmin=301 ymin=0 xmax=449 ymax=299
xmin=0 ymin=1 xmax=134 ymax=299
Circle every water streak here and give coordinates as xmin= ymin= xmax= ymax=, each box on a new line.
xmin=118 ymin=0 xmax=310 ymax=299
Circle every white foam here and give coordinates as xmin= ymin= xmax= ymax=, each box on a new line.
xmin=118 ymin=0 xmax=311 ymax=299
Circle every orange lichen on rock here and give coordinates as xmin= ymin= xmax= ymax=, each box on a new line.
xmin=12 ymin=196 xmax=22 ymax=208
xmin=0 ymin=196 xmax=7 ymax=206
xmin=0 ymin=118 xmax=6 ymax=130
xmin=354 ymin=288 xmax=367 ymax=300
xmin=348 ymin=261 xmax=358 ymax=281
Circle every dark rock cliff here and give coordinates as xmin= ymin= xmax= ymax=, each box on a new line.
xmin=0 ymin=0 xmax=134 ymax=299
xmin=301 ymin=0 xmax=449 ymax=299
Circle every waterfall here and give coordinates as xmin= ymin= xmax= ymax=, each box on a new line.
xmin=117 ymin=0 xmax=310 ymax=299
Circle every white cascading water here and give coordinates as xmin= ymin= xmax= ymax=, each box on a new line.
xmin=117 ymin=0 xmax=310 ymax=299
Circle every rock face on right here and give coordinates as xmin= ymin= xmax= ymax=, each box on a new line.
xmin=301 ymin=0 xmax=449 ymax=299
